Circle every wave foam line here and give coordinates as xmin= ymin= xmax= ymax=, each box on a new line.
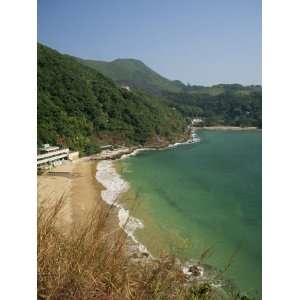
xmin=96 ymin=160 xmax=151 ymax=255
xmin=120 ymin=131 xmax=201 ymax=160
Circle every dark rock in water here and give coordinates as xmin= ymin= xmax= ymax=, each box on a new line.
xmin=189 ymin=265 xmax=201 ymax=276
xmin=183 ymin=261 xmax=242 ymax=298
xmin=141 ymin=252 xmax=149 ymax=258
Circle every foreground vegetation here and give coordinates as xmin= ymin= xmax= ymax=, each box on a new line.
xmin=38 ymin=197 xmax=254 ymax=300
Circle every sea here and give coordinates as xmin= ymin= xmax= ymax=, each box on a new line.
xmin=117 ymin=130 xmax=262 ymax=297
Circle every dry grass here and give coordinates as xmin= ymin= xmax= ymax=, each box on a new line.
xmin=38 ymin=197 xmax=251 ymax=300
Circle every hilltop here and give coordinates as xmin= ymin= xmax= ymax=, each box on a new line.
xmin=76 ymin=57 xmax=185 ymax=95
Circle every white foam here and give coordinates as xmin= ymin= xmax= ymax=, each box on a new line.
xmin=121 ymin=131 xmax=201 ymax=159
xmin=120 ymin=147 xmax=156 ymax=159
xmin=167 ymin=131 xmax=201 ymax=148
xmin=96 ymin=160 xmax=129 ymax=205
xmin=96 ymin=160 xmax=151 ymax=257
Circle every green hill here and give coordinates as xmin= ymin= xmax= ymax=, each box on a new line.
xmin=76 ymin=57 xmax=185 ymax=95
xmin=162 ymin=89 xmax=262 ymax=127
xmin=38 ymin=44 xmax=187 ymax=153
xmin=76 ymin=55 xmax=261 ymax=127
xmin=182 ymin=83 xmax=262 ymax=96
xmin=77 ymin=56 xmax=261 ymax=98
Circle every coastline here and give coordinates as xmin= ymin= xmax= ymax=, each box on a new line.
xmin=94 ymin=127 xmax=202 ymax=258
xmin=37 ymin=129 xmax=242 ymax=294
xmin=92 ymin=127 xmax=201 ymax=161
xmin=93 ymin=128 xmax=261 ymax=296
xmin=199 ymin=125 xmax=258 ymax=130
xmin=95 ymin=160 xmax=151 ymax=256
xmin=37 ymin=127 xmax=200 ymax=258
xmin=38 ymin=125 xmax=257 ymax=257
xmin=93 ymin=130 xmax=236 ymax=291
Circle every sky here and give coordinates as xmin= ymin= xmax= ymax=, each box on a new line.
xmin=38 ymin=0 xmax=261 ymax=86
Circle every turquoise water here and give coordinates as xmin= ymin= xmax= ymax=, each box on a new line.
xmin=119 ymin=130 xmax=261 ymax=297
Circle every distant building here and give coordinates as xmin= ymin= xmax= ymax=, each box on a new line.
xmin=191 ymin=118 xmax=204 ymax=126
xmin=100 ymin=145 xmax=113 ymax=150
xmin=121 ymin=85 xmax=131 ymax=91
xmin=37 ymin=144 xmax=78 ymax=169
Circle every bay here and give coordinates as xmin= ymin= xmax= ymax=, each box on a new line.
xmin=118 ymin=130 xmax=262 ymax=297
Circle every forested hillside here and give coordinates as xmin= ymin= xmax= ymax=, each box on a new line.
xmin=162 ymin=90 xmax=262 ymax=127
xmin=37 ymin=44 xmax=187 ymax=153
xmin=76 ymin=57 xmax=185 ymax=95
xmin=77 ymin=57 xmax=262 ymax=128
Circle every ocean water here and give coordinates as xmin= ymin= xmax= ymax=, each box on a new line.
xmin=118 ymin=130 xmax=261 ymax=297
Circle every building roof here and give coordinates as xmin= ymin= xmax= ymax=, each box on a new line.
xmin=100 ymin=145 xmax=113 ymax=149
xmin=39 ymin=144 xmax=60 ymax=152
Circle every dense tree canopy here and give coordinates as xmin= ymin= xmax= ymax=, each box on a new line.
xmin=76 ymin=57 xmax=184 ymax=96
xmin=162 ymin=90 xmax=262 ymax=128
xmin=77 ymin=56 xmax=262 ymax=128
xmin=38 ymin=44 xmax=187 ymax=153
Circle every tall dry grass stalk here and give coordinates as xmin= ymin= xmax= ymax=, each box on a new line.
xmin=38 ymin=197 xmax=251 ymax=299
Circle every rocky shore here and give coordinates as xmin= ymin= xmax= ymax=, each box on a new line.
xmin=199 ymin=125 xmax=258 ymax=130
xmin=91 ymin=127 xmax=200 ymax=161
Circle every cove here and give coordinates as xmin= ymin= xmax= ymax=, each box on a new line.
xmin=118 ymin=130 xmax=262 ymax=297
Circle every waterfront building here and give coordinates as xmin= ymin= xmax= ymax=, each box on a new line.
xmin=37 ymin=144 xmax=75 ymax=168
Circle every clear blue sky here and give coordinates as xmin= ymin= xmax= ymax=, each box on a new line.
xmin=38 ymin=0 xmax=261 ymax=86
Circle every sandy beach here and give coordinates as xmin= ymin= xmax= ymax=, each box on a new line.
xmin=38 ymin=157 xmax=152 ymax=259
xmin=38 ymin=160 xmax=109 ymax=234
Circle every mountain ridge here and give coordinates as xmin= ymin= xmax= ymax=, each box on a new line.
xmin=75 ymin=56 xmax=186 ymax=95
xmin=75 ymin=56 xmax=261 ymax=95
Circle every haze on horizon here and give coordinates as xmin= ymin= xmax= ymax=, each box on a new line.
xmin=38 ymin=0 xmax=261 ymax=86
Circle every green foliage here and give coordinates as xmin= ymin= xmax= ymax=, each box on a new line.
xmin=84 ymin=138 xmax=102 ymax=156
xmin=38 ymin=44 xmax=187 ymax=152
xmin=76 ymin=57 xmax=184 ymax=95
xmin=162 ymin=90 xmax=262 ymax=128
xmin=76 ymin=57 xmax=261 ymax=128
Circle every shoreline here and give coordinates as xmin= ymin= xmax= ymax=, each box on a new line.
xmin=93 ymin=130 xmax=234 ymax=290
xmin=94 ymin=128 xmax=202 ymax=258
xmin=91 ymin=126 xmax=260 ymax=253
xmin=38 ymin=129 xmax=239 ymax=293
xmin=95 ymin=160 xmax=151 ymax=256
xmin=198 ymin=125 xmax=258 ymax=130
xmin=93 ymin=127 xmax=201 ymax=161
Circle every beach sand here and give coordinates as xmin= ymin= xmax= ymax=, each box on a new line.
xmin=38 ymin=160 xmax=112 ymax=234
xmin=37 ymin=158 xmax=148 ymax=260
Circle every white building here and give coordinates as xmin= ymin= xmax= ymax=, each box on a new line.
xmin=121 ymin=85 xmax=131 ymax=91
xmin=37 ymin=144 xmax=70 ymax=169
xmin=191 ymin=118 xmax=204 ymax=126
